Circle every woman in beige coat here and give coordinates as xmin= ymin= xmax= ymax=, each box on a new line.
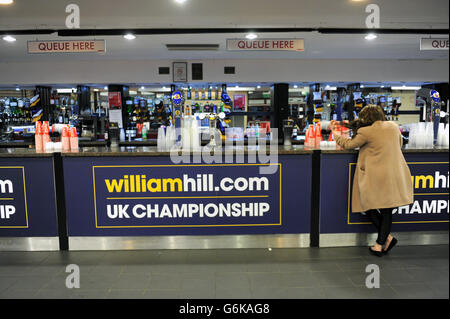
xmin=330 ymin=105 xmax=413 ymax=257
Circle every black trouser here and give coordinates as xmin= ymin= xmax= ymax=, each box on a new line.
xmin=366 ymin=208 xmax=393 ymax=245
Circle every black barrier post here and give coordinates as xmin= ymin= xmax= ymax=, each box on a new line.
xmin=310 ymin=150 xmax=321 ymax=247
xmin=53 ymin=153 xmax=69 ymax=251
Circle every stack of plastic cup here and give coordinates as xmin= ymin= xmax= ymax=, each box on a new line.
xmin=157 ymin=126 xmax=166 ymax=151
xmin=69 ymin=127 xmax=79 ymax=151
xmin=414 ymin=123 xmax=423 ymax=148
xmin=35 ymin=121 xmax=43 ymax=152
xmin=191 ymin=117 xmax=201 ymax=151
xmin=437 ymin=123 xmax=449 ymax=148
xmin=407 ymin=124 xmax=414 ymax=148
xmin=165 ymin=125 xmax=176 ymax=150
xmin=305 ymin=125 xmax=316 ymax=148
xmin=436 ymin=123 xmax=446 ymax=147
xmin=425 ymin=122 xmax=434 ymax=148
xmin=444 ymin=124 xmax=449 ymax=148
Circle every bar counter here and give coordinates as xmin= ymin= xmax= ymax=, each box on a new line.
xmin=0 ymin=145 xmax=448 ymax=251
xmin=60 ymin=145 xmax=314 ymax=250
xmin=1 ymin=144 xmax=448 ymax=155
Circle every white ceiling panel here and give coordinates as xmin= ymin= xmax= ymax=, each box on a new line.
xmin=0 ymin=0 xmax=448 ymax=30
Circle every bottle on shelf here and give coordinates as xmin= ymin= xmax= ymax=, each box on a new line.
xmin=50 ymin=91 xmax=55 ymax=107
xmin=57 ymin=108 xmax=64 ymax=124
xmin=64 ymin=109 xmax=70 ymax=124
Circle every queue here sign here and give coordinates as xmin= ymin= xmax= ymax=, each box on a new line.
xmin=27 ymin=40 xmax=106 ymax=54
xmin=420 ymin=38 xmax=449 ymax=51
xmin=227 ymin=39 xmax=304 ymax=52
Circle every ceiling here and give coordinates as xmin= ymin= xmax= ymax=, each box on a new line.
xmin=0 ymin=0 xmax=448 ymax=87
xmin=0 ymin=0 xmax=448 ymax=30
xmin=0 ymin=0 xmax=448 ymax=63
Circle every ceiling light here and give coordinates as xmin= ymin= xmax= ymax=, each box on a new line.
xmin=2 ymin=35 xmax=16 ymax=42
xmin=57 ymin=89 xmax=75 ymax=93
xmin=175 ymin=0 xmax=187 ymax=4
xmin=123 ymin=33 xmax=136 ymax=40
xmin=246 ymin=33 xmax=258 ymax=40
xmin=365 ymin=33 xmax=377 ymax=40
xmin=360 ymin=85 xmax=365 ymax=88
xmin=15 ymin=87 xmax=20 ymax=91
xmin=294 ymin=85 xmax=298 ymax=89
xmin=0 ymin=0 xmax=14 ymax=5
xmin=228 ymin=87 xmax=256 ymax=91
xmin=140 ymin=86 xmax=145 ymax=90
xmin=257 ymin=85 xmax=261 ymax=89
xmin=104 ymin=86 xmax=108 ymax=90
xmin=391 ymin=86 xmax=421 ymax=90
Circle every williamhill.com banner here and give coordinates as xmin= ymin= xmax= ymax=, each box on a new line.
xmin=63 ymin=155 xmax=313 ymax=236
xmin=0 ymin=157 xmax=58 ymax=237
xmin=320 ymin=152 xmax=449 ymax=233
xmin=348 ymin=161 xmax=449 ymax=224
xmin=0 ymin=167 xmax=28 ymax=229
xmin=92 ymin=164 xmax=282 ymax=228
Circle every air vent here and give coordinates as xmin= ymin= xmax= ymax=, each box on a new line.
xmin=192 ymin=63 xmax=203 ymax=81
xmin=159 ymin=67 xmax=170 ymax=75
xmin=166 ymin=44 xmax=219 ymax=51
xmin=224 ymin=66 xmax=235 ymax=75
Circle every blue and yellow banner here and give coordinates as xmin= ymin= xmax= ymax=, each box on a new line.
xmin=0 ymin=157 xmax=58 ymax=237
xmin=63 ymin=155 xmax=312 ymax=236
xmin=320 ymin=152 xmax=449 ymax=233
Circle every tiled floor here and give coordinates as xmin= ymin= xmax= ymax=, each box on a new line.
xmin=0 ymin=245 xmax=448 ymax=299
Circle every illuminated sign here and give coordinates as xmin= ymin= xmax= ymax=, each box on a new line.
xmin=172 ymin=91 xmax=183 ymax=105
xmin=227 ymin=39 xmax=304 ymax=52
xmin=420 ymin=38 xmax=449 ymax=51
xmin=27 ymin=40 xmax=106 ymax=54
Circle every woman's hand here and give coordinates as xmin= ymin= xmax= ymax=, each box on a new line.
xmin=329 ymin=120 xmax=338 ymax=131
xmin=330 ymin=120 xmax=340 ymax=136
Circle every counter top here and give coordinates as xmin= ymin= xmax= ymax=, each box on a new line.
xmin=61 ymin=145 xmax=314 ymax=157
xmin=321 ymin=146 xmax=450 ymax=154
xmin=0 ymin=145 xmax=448 ymax=158
xmin=0 ymin=148 xmax=54 ymax=157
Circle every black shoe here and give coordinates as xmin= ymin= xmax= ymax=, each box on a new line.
xmin=369 ymin=247 xmax=383 ymax=257
xmin=384 ymin=237 xmax=398 ymax=254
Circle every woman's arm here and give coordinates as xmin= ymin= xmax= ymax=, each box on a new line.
xmin=334 ymin=131 xmax=368 ymax=150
